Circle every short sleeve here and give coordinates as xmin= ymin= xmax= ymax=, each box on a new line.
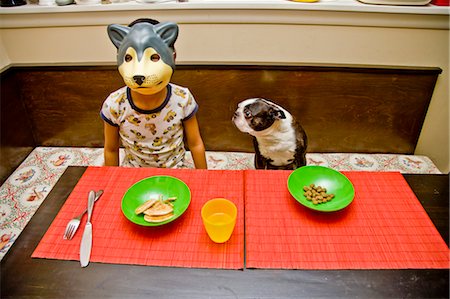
xmin=183 ymin=90 xmax=199 ymax=121
xmin=100 ymin=88 xmax=126 ymax=127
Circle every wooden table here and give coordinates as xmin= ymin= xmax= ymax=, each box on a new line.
xmin=1 ymin=167 xmax=448 ymax=298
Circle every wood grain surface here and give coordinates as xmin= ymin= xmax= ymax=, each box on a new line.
xmin=0 ymin=65 xmax=441 ymax=182
xmin=1 ymin=167 xmax=448 ymax=299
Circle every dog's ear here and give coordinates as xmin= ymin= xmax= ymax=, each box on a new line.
xmin=269 ymin=107 xmax=286 ymax=120
xmin=107 ymin=24 xmax=130 ymax=49
xmin=155 ymin=22 xmax=179 ymax=48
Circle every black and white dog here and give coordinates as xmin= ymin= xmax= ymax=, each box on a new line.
xmin=232 ymin=98 xmax=307 ymax=170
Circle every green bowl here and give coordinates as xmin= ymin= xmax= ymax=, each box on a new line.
xmin=287 ymin=165 xmax=355 ymax=212
xmin=121 ymin=175 xmax=191 ymax=226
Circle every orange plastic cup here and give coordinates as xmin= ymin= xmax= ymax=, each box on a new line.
xmin=201 ymin=198 xmax=237 ymax=243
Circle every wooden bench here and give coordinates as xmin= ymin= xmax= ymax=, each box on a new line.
xmin=0 ymin=64 xmax=442 ymax=183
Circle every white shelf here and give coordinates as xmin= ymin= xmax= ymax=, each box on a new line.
xmin=0 ymin=0 xmax=448 ymax=14
xmin=0 ymin=0 xmax=448 ymax=29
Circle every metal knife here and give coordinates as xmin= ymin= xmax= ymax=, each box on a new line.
xmin=80 ymin=190 xmax=96 ymax=267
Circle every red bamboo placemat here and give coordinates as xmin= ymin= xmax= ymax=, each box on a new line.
xmin=245 ymin=170 xmax=449 ymax=269
xmin=32 ymin=167 xmax=244 ymax=269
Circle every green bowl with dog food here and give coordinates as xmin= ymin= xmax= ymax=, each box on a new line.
xmin=287 ymin=165 xmax=354 ymax=212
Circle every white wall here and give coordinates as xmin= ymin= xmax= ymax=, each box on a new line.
xmin=0 ymin=34 xmax=10 ymax=70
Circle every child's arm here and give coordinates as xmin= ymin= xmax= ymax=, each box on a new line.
xmin=103 ymin=122 xmax=120 ymax=166
xmin=184 ymin=115 xmax=207 ymax=169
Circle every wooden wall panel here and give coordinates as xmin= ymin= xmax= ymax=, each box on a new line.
xmin=0 ymin=69 xmax=36 ymax=184
xmin=3 ymin=65 xmax=440 ymax=158
xmin=173 ymin=66 xmax=439 ymax=154
xmin=15 ymin=67 xmax=123 ymax=147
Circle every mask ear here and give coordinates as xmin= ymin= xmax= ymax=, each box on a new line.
xmin=155 ymin=22 xmax=179 ymax=48
xmin=269 ymin=107 xmax=286 ymax=120
xmin=107 ymin=24 xmax=130 ymax=49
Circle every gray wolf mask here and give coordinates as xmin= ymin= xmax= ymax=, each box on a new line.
xmin=107 ymin=22 xmax=178 ymax=95
xmin=232 ymin=98 xmax=308 ymax=170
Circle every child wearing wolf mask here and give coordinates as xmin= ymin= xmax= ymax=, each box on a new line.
xmin=101 ymin=19 xmax=207 ymax=169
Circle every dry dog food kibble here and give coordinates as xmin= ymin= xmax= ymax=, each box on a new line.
xmin=303 ymin=184 xmax=334 ymax=205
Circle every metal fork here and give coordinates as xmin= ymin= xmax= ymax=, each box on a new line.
xmin=63 ymin=190 xmax=104 ymax=240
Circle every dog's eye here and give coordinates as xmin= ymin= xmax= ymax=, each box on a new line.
xmin=150 ymin=54 xmax=160 ymax=62
xmin=124 ymin=54 xmax=132 ymax=62
xmin=244 ymin=110 xmax=252 ymax=118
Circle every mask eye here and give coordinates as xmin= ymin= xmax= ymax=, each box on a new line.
xmin=151 ymin=54 xmax=160 ymax=62
xmin=125 ymin=54 xmax=132 ymax=62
